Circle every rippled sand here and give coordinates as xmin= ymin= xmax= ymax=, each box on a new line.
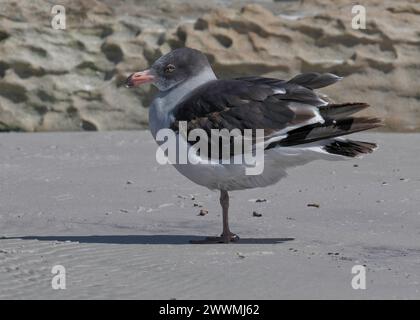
xmin=0 ymin=131 xmax=419 ymax=299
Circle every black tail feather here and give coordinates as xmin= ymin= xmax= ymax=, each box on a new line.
xmin=319 ymin=102 xmax=370 ymax=120
xmin=324 ymin=140 xmax=377 ymax=157
xmin=287 ymin=72 xmax=342 ymax=89
xmin=277 ymin=117 xmax=383 ymax=147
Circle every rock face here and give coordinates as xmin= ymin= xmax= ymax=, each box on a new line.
xmin=0 ymin=0 xmax=419 ymax=131
xmin=0 ymin=0 xmax=159 ymax=131
xmin=165 ymin=2 xmax=420 ymax=131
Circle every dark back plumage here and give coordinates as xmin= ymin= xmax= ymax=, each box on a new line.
xmin=170 ymin=72 xmax=382 ymax=159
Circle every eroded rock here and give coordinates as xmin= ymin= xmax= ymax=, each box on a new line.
xmin=0 ymin=0 xmax=418 ymax=132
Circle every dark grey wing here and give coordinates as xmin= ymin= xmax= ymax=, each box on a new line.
xmin=243 ymin=74 xmax=382 ymax=157
xmin=171 ymin=74 xmax=381 ymax=158
xmin=287 ymin=72 xmax=342 ymax=89
xmin=234 ymin=76 xmax=286 ymax=86
xmin=236 ymin=72 xmax=342 ymax=90
xmin=170 ymin=79 xmax=321 ymax=159
xmin=172 ymin=80 xmax=294 ymax=133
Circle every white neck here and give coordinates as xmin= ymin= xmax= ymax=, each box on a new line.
xmin=149 ymin=67 xmax=217 ymax=138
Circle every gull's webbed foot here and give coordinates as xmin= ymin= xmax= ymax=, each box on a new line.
xmin=190 ymin=232 xmax=240 ymax=244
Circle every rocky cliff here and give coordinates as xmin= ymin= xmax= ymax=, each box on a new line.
xmin=0 ymin=0 xmax=419 ymax=131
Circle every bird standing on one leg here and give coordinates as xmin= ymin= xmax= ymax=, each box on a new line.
xmin=125 ymin=47 xmax=382 ymax=243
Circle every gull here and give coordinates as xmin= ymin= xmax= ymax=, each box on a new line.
xmin=125 ymin=47 xmax=381 ymax=243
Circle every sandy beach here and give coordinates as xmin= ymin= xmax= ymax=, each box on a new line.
xmin=0 ymin=131 xmax=419 ymax=299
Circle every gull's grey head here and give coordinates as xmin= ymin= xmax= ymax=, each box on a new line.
xmin=125 ymin=47 xmax=212 ymax=91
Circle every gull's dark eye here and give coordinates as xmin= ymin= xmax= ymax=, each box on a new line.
xmin=164 ymin=64 xmax=175 ymax=73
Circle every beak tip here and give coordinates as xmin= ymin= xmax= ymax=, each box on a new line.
xmin=124 ymin=75 xmax=134 ymax=88
xmin=124 ymin=70 xmax=154 ymax=88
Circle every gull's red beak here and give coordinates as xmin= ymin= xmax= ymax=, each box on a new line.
xmin=125 ymin=69 xmax=155 ymax=88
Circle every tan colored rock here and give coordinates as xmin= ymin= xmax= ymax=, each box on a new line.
xmin=0 ymin=0 xmax=419 ymax=132
xmin=162 ymin=2 xmax=420 ymax=131
xmin=0 ymin=0 xmax=150 ymax=132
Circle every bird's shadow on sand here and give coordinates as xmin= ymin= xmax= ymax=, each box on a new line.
xmin=4 ymin=235 xmax=294 ymax=245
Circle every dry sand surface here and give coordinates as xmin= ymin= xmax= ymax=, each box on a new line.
xmin=0 ymin=131 xmax=419 ymax=299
